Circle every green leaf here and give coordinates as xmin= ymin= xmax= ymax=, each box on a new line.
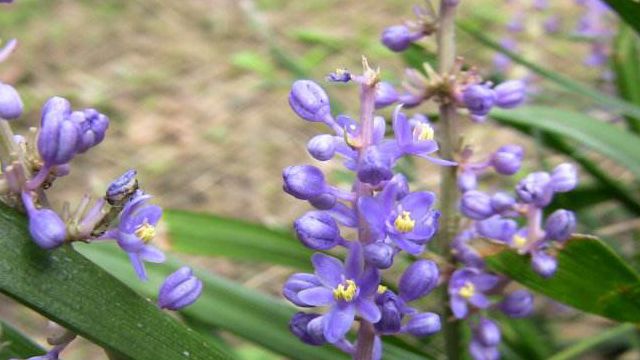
xmin=401 ymin=44 xmax=437 ymax=75
xmin=459 ymin=22 xmax=640 ymax=120
xmin=483 ymin=234 xmax=640 ymax=323
xmin=613 ymin=24 xmax=640 ymax=132
xmin=602 ymin=0 xmax=640 ymax=38
xmin=546 ymin=324 xmax=635 ymax=360
xmin=0 ymin=203 xmax=230 ymax=360
xmin=79 ymin=243 xmax=435 ymax=360
xmin=165 ymin=209 xmax=313 ymax=270
xmin=0 ymin=321 xmax=45 ymax=359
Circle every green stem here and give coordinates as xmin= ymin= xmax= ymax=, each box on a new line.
xmin=436 ymin=2 xmax=461 ymax=360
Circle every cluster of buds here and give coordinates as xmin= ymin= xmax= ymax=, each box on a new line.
xmin=282 ymin=58 xmax=452 ymax=358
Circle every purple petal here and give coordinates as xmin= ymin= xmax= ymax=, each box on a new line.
xmin=159 ymin=266 xmax=192 ymax=301
xmin=373 ymin=116 xmax=386 ymax=144
xmin=167 ymin=279 xmax=203 ymax=310
xmin=399 ymin=191 xmax=435 ymax=215
xmin=470 ymin=293 xmax=490 ymax=308
xmin=131 ymin=205 xmax=163 ymax=227
xmin=328 ymin=203 xmax=357 ymax=228
xmin=392 ymin=106 xmax=411 ymax=146
xmin=359 ymin=265 xmax=381 ymax=296
xmin=416 ymin=154 xmax=458 ymax=166
xmin=298 ymin=286 xmax=336 ymax=306
xmin=159 ymin=277 xmax=200 ymax=308
xmin=451 ymin=296 xmax=468 ymax=319
xmin=345 ymin=242 xmax=363 ymax=280
xmin=323 ymin=303 xmax=356 ymax=343
xmin=404 ymin=140 xmax=437 ymax=155
xmin=357 ymin=298 xmax=381 ymax=323
xmin=128 ymin=252 xmax=148 ymax=281
xmin=472 ymin=273 xmax=500 ymax=291
xmin=391 ymin=233 xmax=425 ymax=255
xmin=358 ymin=197 xmax=386 ymax=235
xmin=312 ymin=253 xmax=344 ymax=288
xmin=139 ymin=245 xmax=166 ymax=263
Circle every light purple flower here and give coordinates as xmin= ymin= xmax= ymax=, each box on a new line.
xmin=21 ymin=191 xmax=66 ymax=250
xmin=158 ymin=266 xmax=203 ymax=310
xmin=449 ymin=268 xmax=499 ymax=319
xmin=0 ymin=82 xmax=23 ymax=119
xmin=380 ymin=25 xmax=423 ymax=52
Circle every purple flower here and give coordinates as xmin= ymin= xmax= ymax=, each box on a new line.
xmin=401 ymin=312 xmax=441 ymax=336
xmin=364 ymin=242 xmax=395 ymax=269
xmin=289 ymin=243 xmax=381 ymax=343
xmin=375 ymin=82 xmax=399 ymax=109
xmin=491 ymin=144 xmax=523 ymax=175
xmin=283 ymin=165 xmax=326 ymax=200
xmin=283 ymin=273 xmax=323 ymax=307
xmin=106 ymin=169 xmax=138 ymax=205
xmin=357 ymin=145 xmax=394 ymax=185
xmin=307 ymin=134 xmax=336 ymax=161
xmin=449 ymin=268 xmax=499 ymax=318
xmin=516 ymin=172 xmax=554 ymax=207
xmin=398 ymin=260 xmax=439 ymax=302
xmin=475 ymin=215 xmax=518 ymax=242
xmin=72 ymin=108 xmax=109 ymax=154
xmin=459 ymin=190 xmax=494 ymax=220
xmin=474 ymin=317 xmax=501 ymax=347
xmin=463 ymin=85 xmax=496 ymax=116
xmin=289 ymin=312 xmax=327 ymax=346
xmin=0 ymin=82 xmax=23 ymax=119
xmin=545 ymin=209 xmax=576 ymax=242
xmin=111 ymin=191 xmax=166 ymax=280
xmin=550 ymin=163 xmax=577 ymax=192
xmin=532 ymin=250 xmax=557 ymax=278
xmin=500 ymin=290 xmax=534 ymax=317
xmin=38 ymin=97 xmax=79 ymax=167
xmin=158 ymin=266 xmax=203 ymax=310
xmin=458 ymin=170 xmax=477 ymax=192
xmin=289 ymin=80 xmax=331 ymax=122
xmin=21 ymin=191 xmax=66 ymax=250
xmin=493 ymin=80 xmax=526 ymax=109
xmin=374 ymin=290 xmax=405 ymax=334
xmin=490 ymin=192 xmax=515 ymax=213
xmin=469 ymin=339 xmax=500 ymax=360
xmin=359 ymin=190 xmax=439 ymax=255
xmin=380 ymin=25 xmax=423 ymax=52
xmin=294 ymin=211 xmax=341 ymax=250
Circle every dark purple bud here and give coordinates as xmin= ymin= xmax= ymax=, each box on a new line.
xmin=0 ymin=82 xmax=23 ymax=119
xmin=500 ymin=290 xmax=534 ymax=318
xmin=399 ymin=260 xmax=439 ymax=302
xmin=462 ymin=85 xmax=496 ymax=116
xmin=491 ymin=145 xmax=523 ymax=175
xmin=364 ymin=242 xmax=395 ymax=269
xmin=157 ymin=266 xmax=203 ymax=310
xmin=357 ymin=146 xmax=393 ymax=186
xmin=27 ymin=208 xmax=67 ymax=249
xmin=475 ymin=318 xmax=501 ymax=347
xmin=516 ymin=172 xmax=554 ymax=207
xmin=458 ymin=170 xmax=477 ymax=192
xmin=289 ymin=312 xmax=326 ymax=346
xmin=294 ymin=211 xmax=340 ymax=250
xmin=283 ymin=165 xmax=326 ymax=200
xmin=283 ymin=273 xmax=322 ymax=307
xmin=381 ymin=25 xmax=419 ymax=52
xmin=375 ymin=82 xmax=399 ymax=109
xmin=476 ymin=215 xmax=518 ymax=242
xmin=328 ymin=69 xmax=351 ymax=83
xmin=402 ymin=312 xmax=441 ymax=336
xmin=307 ymin=134 xmax=335 ymax=161
xmin=374 ymin=291 xmax=403 ymax=334
xmin=550 ymin=163 xmax=577 ymax=192
xmin=106 ymin=169 xmax=138 ymax=205
xmin=545 ymin=209 xmax=576 ymax=242
xmin=532 ymin=251 xmax=557 ymax=278
xmin=38 ymin=97 xmax=79 ymax=167
xmin=494 ymin=80 xmax=526 ymax=109
xmin=459 ymin=190 xmax=494 ymax=220
xmin=490 ymin=192 xmax=515 ymax=213
xmin=288 ymin=80 xmax=331 ymax=122
xmin=308 ymin=193 xmax=336 ymax=210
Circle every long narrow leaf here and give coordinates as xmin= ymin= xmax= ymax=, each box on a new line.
xmin=546 ymin=324 xmax=635 ymax=360
xmin=0 ymin=321 xmax=45 ymax=359
xmin=602 ymin=0 xmax=640 ymax=37
xmin=613 ymin=24 xmax=640 ymax=132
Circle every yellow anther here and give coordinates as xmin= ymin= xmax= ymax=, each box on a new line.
xmin=333 ymin=279 xmax=358 ymax=302
xmin=459 ymin=282 xmax=475 ymax=299
xmin=394 ymin=211 xmax=415 ymax=233
xmin=377 ymin=285 xmax=388 ymax=294
xmin=135 ymin=223 xmax=156 ymax=243
xmin=414 ymin=123 xmax=434 ymax=141
xmin=513 ymin=234 xmax=527 ymax=248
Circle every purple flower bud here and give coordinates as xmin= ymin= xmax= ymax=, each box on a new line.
xmin=532 ymin=251 xmax=557 ymax=278
xmin=550 ymin=163 xmax=577 ymax=192
xmin=375 ymin=82 xmax=399 ymax=109
xmin=500 ymin=290 xmax=534 ymax=317
xmin=459 ymin=190 xmax=494 ymax=220
xmin=469 ymin=340 xmax=500 ymax=360
xmin=458 ymin=170 xmax=477 ymax=192
xmin=294 ymin=211 xmax=340 ymax=250
xmin=283 ymin=165 xmax=326 ymax=200
xmin=307 ymin=134 xmax=335 ymax=161
xmin=27 ymin=208 xmax=67 ymax=250
xmin=491 ymin=145 xmax=523 ymax=175
xmin=493 ymin=80 xmax=526 ymax=109
xmin=463 ymin=85 xmax=496 ymax=116
xmin=387 ymin=174 xmax=410 ymax=200
xmin=106 ymin=169 xmax=138 ymax=205
xmin=0 ymin=82 xmax=23 ymax=119
xmin=381 ymin=25 xmax=420 ymax=52
xmin=398 ymin=92 xmax=424 ymax=108
xmin=308 ymin=193 xmax=336 ymax=210
xmin=74 ymin=109 xmax=109 ymax=153
xmin=357 ymin=146 xmax=393 ymax=186
xmin=476 ymin=215 xmax=518 ymax=242
xmin=157 ymin=266 xmax=203 ymax=310
xmin=399 ymin=260 xmax=439 ymax=302
xmin=289 ymin=312 xmax=326 ymax=346
xmin=545 ymin=209 xmax=576 ymax=241
xmin=364 ymin=242 xmax=395 ymax=269
xmin=288 ymin=80 xmax=331 ymax=122
xmin=475 ymin=318 xmax=501 ymax=347
xmin=328 ymin=69 xmax=351 ymax=83
xmin=402 ymin=312 xmax=441 ymax=336
xmin=490 ymin=192 xmax=515 ymax=213
xmin=374 ymin=291 xmax=403 ymax=334
xmin=283 ymin=273 xmax=322 ymax=307
xmin=38 ymin=97 xmax=80 ymax=167
xmin=516 ymin=172 xmax=554 ymax=207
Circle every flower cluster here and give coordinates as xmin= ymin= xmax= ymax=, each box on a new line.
xmin=282 ymin=59 xmax=450 ymax=358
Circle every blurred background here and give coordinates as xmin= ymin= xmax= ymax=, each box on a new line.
xmin=0 ymin=0 xmax=636 ymax=359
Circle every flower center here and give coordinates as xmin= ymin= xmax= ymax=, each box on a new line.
xmin=414 ymin=123 xmax=434 ymax=141
xmin=459 ymin=281 xmax=475 ymax=299
xmin=135 ymin=223 xmax=156 ymax=243
xmin=394 ymin=211 xmax=415 ymax=233
xmin=333 ymin=279 xmax=358 ymax=302
xmin=513 ymin=234 xmax=527 ymax=248
xmin=377 ymin=285 xmax=388 ymax=294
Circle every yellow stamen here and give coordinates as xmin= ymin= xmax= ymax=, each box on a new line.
xmin=377 ymin=285 xmax=388 ymax=294
xmin=459 ymin=282 xmax=475 ymax=299
xmin=513 ymin=234 xmax=527 ymax=248
xmin=394 ymin=211 xmax=415 ymax=233
xmin=135 ymin=223 xmax=156 ymax=243
xmin=414 ymin=123 xmax=434 ymax=141
xmin=333 ymin=279 xmax=358 ymax=302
